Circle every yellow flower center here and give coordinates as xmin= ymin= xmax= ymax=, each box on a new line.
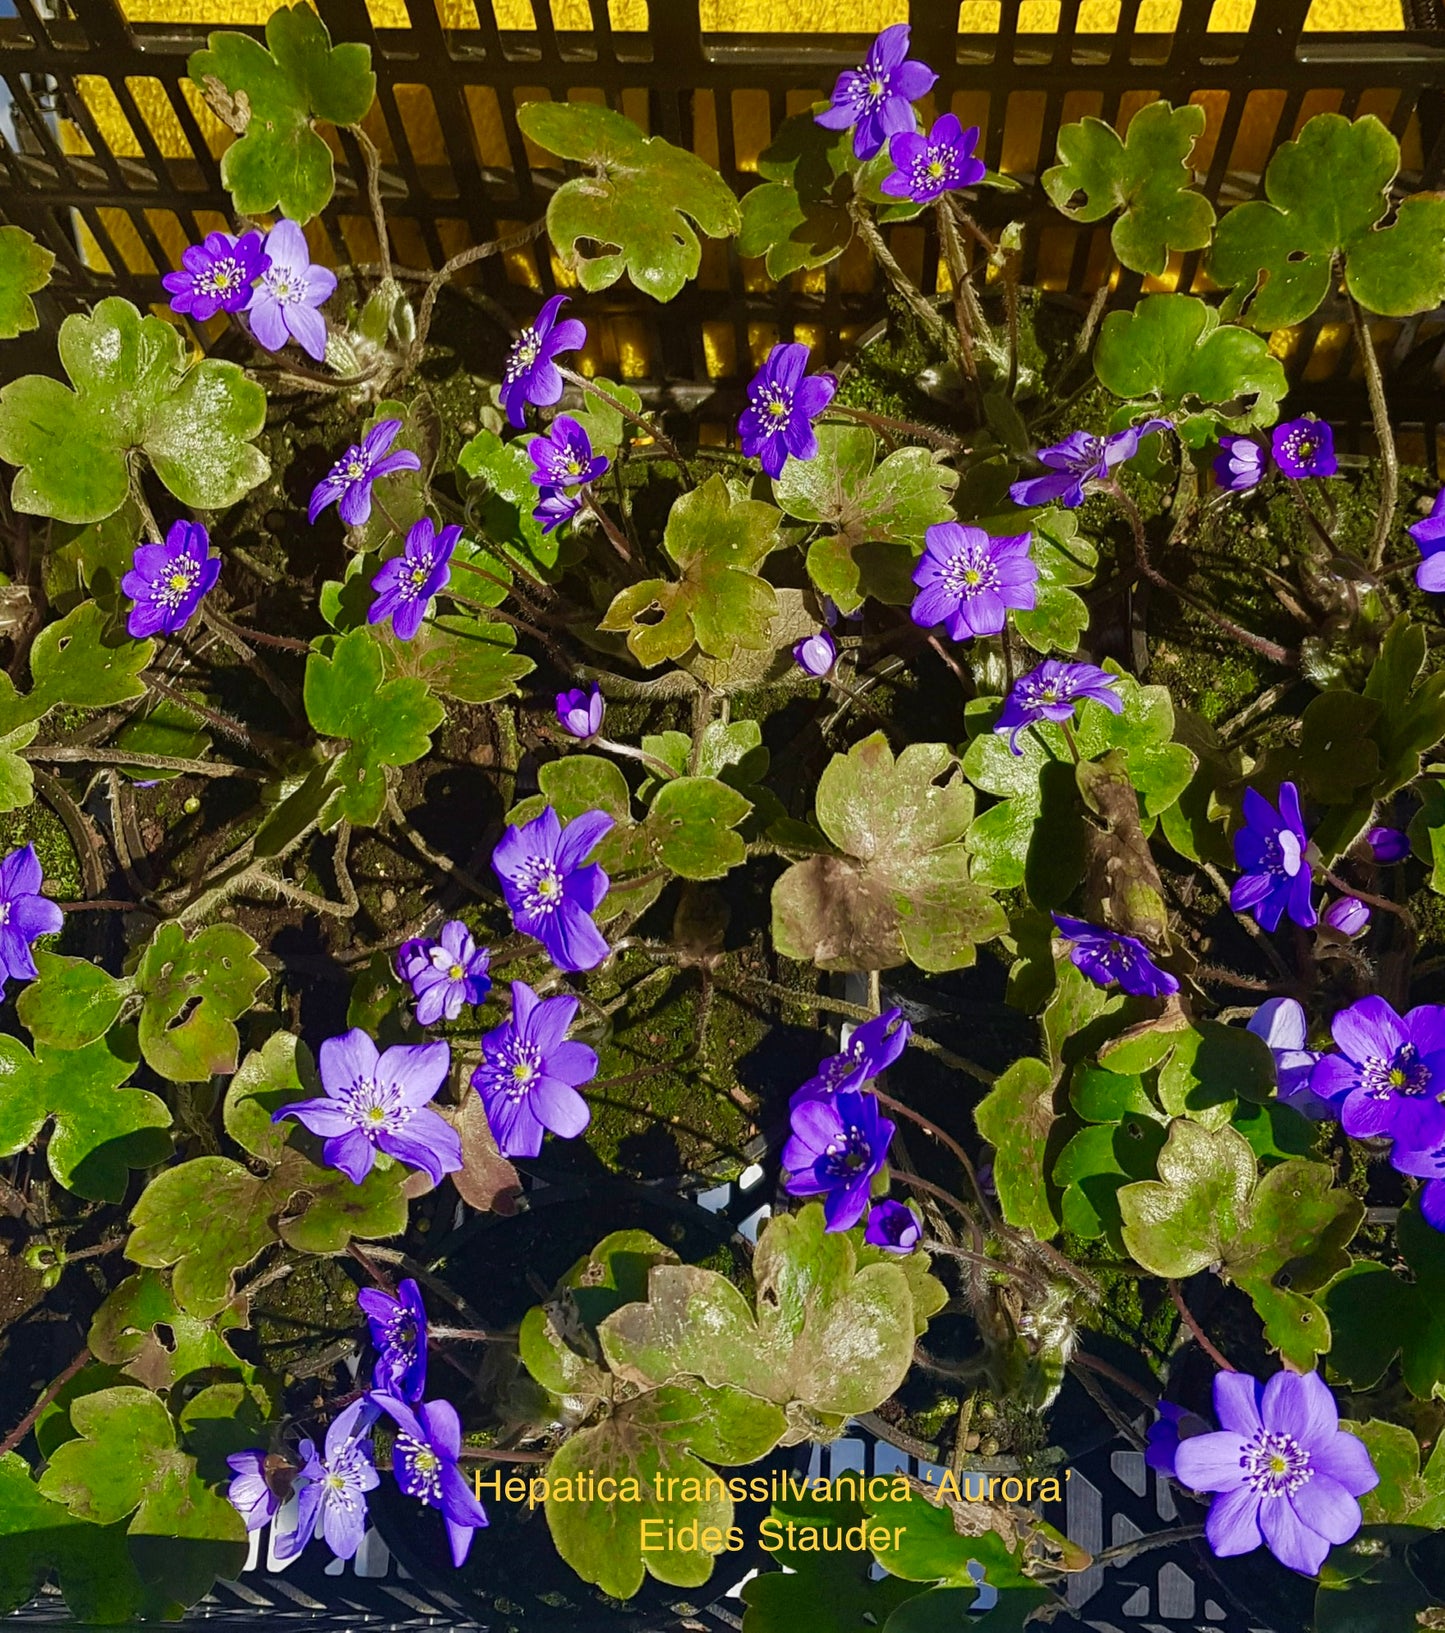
xmin=449 ymin=963 xmax=466 ymax=981
xmin=536 ymin=875 xmax=559 ymax=898
xmin=512 ymin=1061 xmax=535 ymax=1083
xmin=963 ymin=567 xmax=982 ymax=585
xmin=927 ymin=159 xmax=945 ymax=178
xmin=168 ymin=572 xmax=191 ymax=592
xmin=867 ymin=77 xmax=884 ymax=96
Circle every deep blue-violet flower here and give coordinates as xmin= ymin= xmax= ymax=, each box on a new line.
xmin=1174 ymin=1369 xmax=1376 ymax=1577
xmin=995 ymin=659 xmax=1123 ymax=753
xmin=793 ymin=628 xmax=837 ymax=677
xmin=1324 ymin=896 xmax=1370 ymax=938
xmin=1213 ymin=435 xmax=1265 ymax=492
xmin=226 ymin=1450 xmax=280 ymax=1532
xmin=1144 ymin=1401 xmax=1212 ymax=1479
xmin=471 ymin=979 xmax=597 ymax=1159
xmin=738 ymin=342 xmax=838 ymax=479
xmin=1385 ymin=1141 xmax=1445 ymax=1232
xmin=534 ymin=487 xmax=584 ymax=533
xmin=275 ymin=1399 xmax=380 ymax=1563
xmin=1009 ymin=419 xmax=1171 ymax=510
xmin=814 ymin=23 xmax=937 ymax=160
xmin=501 ymin=295 xmax=587 ymax=429
xmin=122 ymin=519 xmax=221 ymax=640
xmin=792 ymin=1007 xmax=912 ymax=1107
xmin=492 ymin=806 xmax=613 ymax=972
xmin=1368 ymin=825 xmax=1410 ymax=864
xmin=864 ymin=1200 xmax=921 ymax=1254
xmin=1246 ymin=997 xmax=1328 ymax=1118
xmin=370 ymin=1394 xmax=489 ymax=1567
xmin=274 ymin=1030 xmax=462 ymax=1188
xmin=396 ymin=919 xmax=491 ymax=1025
xmin=0 ymin=844 xmax=63 ymax=987
xmin=246 ymin=218 xmax=335 ymax=361
xmin=1230 ymin=782 xmax=1316 ymax=931
xmin=783 ymin=1089 xmax=895 ymax=1232
xmin=163 ymin=229 xmax=268 ymax=321
xmin=910 ymin=522 xmax=1036 ymax=641
xmin=881 ymin=113 xmax=985 ymax=204
xmin=357 ymin=1277 xmax=428 ymax=1401
xmin=1271 ymin=417 xmax=1337 ymax=480
xmin=556 ymin=683 xmax=604 ymax=739
xmin=529 ymin=415 xmax=608 ymax=489
xmin=1051 ymin=913 xmax=1179 ymax=998
xmin=368 ymin=516 xmax=459 ymax=641
xmin=1309 ymin=996 xmax=1445 ymax=1149
xmin=309 ymin=419 xmax=422 ymax=528
xmin=1409 ymin=488 xmax=1445 ymax=593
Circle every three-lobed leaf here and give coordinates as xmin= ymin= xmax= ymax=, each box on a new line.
xmin=134 ymin=923 xmax=267 ymax=1083
xmin=0 ymin=225 xmax=55 ymax=340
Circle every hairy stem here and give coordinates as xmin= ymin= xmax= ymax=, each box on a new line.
xmin=1351 ymin=296 xmax=1398 ymax=571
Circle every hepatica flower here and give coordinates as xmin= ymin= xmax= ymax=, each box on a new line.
xmin=814 ymin=23 xmax=937 ymax=161
xmin=226 ymin=1450 xmax=281 ymax=1532
xmin=534 ymin=487 xmax=583 ymax=534
xmin=1231 ymin=782 xmax=1316 ymax=931
xmin=1408 ymin=488 xmax=1445 ymax=593
xmin=122 ymin=519 xmax=221 ymax=639
xmin=529 ymin=415 xmax=608 ymax=489
xmin=472 ymin=980 xmax=598 ymax=1159
xmin=246 ymin=218 xmax=336 ymax=361
xmin=357 ymin=1277 xmax=428 ymax=1401
xmin=739 ymin=342 xmax=837 ymax=480
xmin=1324 ymin=896 xmax=1370 ymax=938
xmin=995 ymin=659 xmax=1122 ymax=753
xmin=910 ymin=522 xmax=1036 ymax=641
xmin=371 ymin=1394 xmax=489 ymax=1567
xmin=1246 ymin=997 xmax=1327 ymax=1118
xmin=1052 ymin=913 xmax=1179 ymax=999
xmin=864 ymin=1200 xmax=921 ymax=1254
xmin=556 ymin=683 xmax=604 ymax=739
xmin=502 ymin=295 xmax=587 ymax=429
xmin=1174 ymin=1369 xmax=1376 ymax=1577
xmin=0 ymin=843 xmax=64 ymax=987
xmin=309 ymin=419 xmax=421 ymax=528
xmin=163 ymin=229 xmax=268 ymax=321
xmin=882 ymin=112 xmax=985 ymax=204
xmin=1368 ymin=824 xmax=1410 ymax=864
xmin=396 ymin=919 xmax=491 ymax=1025
xmin=274 ymin=1030 xmax=462 ymax=1187
xmin=1009 ymin=420 xmax=1171 ymax=510
xmin=492 ymin=806 xmax=613 ymax=972
xmin=1272 ymin=417 xmax=1337 ymax=480
xmin=793 ymin=627 xmax=837 ymax=678
xmin=1309 ymin=995 xmax=1445 ymax=1149
xmin=793 ymin=1006 xmax=911 ymax=1106
xmin=368 ymin=517 xmax=459 ymax=641
xmin=275 ymin=1400 xmax=380 ymax=1563
xmin=1213 ymin=435 xmax=1265 ymax=492
xmin=784 ymin=1089 xmax=895 ymax=1231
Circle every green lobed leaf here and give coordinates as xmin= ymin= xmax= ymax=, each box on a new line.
xmin=0 ymin=600 xmax=154 ymax=739
xmin=1323 ymin=1196 xmax=1445 ymax=1397
xmin=380 ymin=610 xmax=534 ymax=705
xmin=0 ymin=226 xmax=55 ymax=340
xmin=89 ymin=1269 xmax=248 ymax=1392
xmin=456 ymin=428 xmax=560 ymax=574
xmin=975 ymin=1057 xmax=1059 ymax=1240
xmin=647 ymin=776 xmax=752 ymax=880
xmin=1010 ymin=509 xmax=1098 ymax=656
xmin=134 ymin=922 xmax=268 ymax=1083
xmin=17 ymin=951 xmax=131 ymax=1051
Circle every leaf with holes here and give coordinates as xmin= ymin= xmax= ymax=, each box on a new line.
xmin=0 ymin=226 xmax=54 ymax=340
xmin=89 ymin=1270 xmax=248 ymax=1393
xmin=1043 ymin=101 xmax=1215 ymax=277
xmin=646 ymin=776 xmax=751 ymax=880
xmin=17 ymin=952 xmax=132 ymax=1051
xmin=134 ymin=923 xmax=267 ymax=1083
xmin=518 ymin=101 xmax=741 ymax=301
xmin=189 ymin=2 xmax=375 ymax=223
xmin=0 ymin=299 xmax=270 ymax=523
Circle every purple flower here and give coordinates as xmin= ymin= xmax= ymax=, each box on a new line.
xmin=864 ymin=1200 xmax=921 ymax=1253
xmin=1272 ymin=418 xmax=1336 ymax=480
xmin=309 ymin=419 xmax=422 ymax=529
xmin=529 ymin=415 xmax=608 ymax=490
xmin=994 ymin=659 xmax=1123 ymax=754
xmin=1008 ymin=419 xmax=1171 ymax=510
xmin=792 ymin=1007 xmax=912 ymax=1108
xmin=814 ymin=23 xmax=937 ymax=161
xmin=370 ymin=1394 xmax=489 ymax=1567
xmin=1409 ymin=489 xmax=1445 ymax=593
xmin=501 ymin=295 xmax=587 ymax=430
xmin=782 ymin=1089 xmax=896 ymax=1232
xmin=534 ymin=487 xmax=584 ymax=533
xmin=273 ymin=1030 xmax=462 ymax=1188
xmin=1387 ymin=1143 xmax=1445 ymax=1231
xmin=556 ymin=683 xmax=605 ymax=740
xmin=1144 ymin=1402 xmax=1212 ymax=1479
xmin=910 ymin=523 xmax=1036 ymax=641
xmin=1213 ymin=436 xmax=1265 ymax=492
xmin=368 ymin=516 xmax=459 ymax=641
xmin=121 ymin=519 xmax=221 ymax=640
xmin=1368 ymin=825 xmax=1410 ymax=865
xmin=492 ymin=806 xmax=613 ymax=973
xmin=881 ymin=112 xmax=985 ymax=204
xmin=396 ymin=920 xmax=491 ymax=1026
xmin=357 ymin=1277 xmax=428 ymax=1401
xmin=246 ymin=218 xmax=336 ymax=362
xmin=275 ymin=1400 xmax=380 ymax=1563
xmin=1051 ymin=913 xmax=1179 ymax=998
xmin=162 ymin=229 xmax=268 ymax=322
xmin=471 ymin=980 xmax=597 ymax=1159
xmin=738 ymin=343 xmax=838 ymax=480
xmin=0 ymin=844 xmax=63 ymax=986
xmin=1246 ymin=997 xmax=1329 ymax=1119
xmin=793 ymin=628 xmax=837 ymax=677
xmin=226 ymin=1450 xmax=280 ymax=1532
xmin=1324 ymin=896 xmax=1370 ymax=938
xmin=1310 ymin=996 xmax=1445 ymax=1149
xmin=1174 ymin=1369 xmax=1376 ymax=1577
xmin=1230 ymin=783 xmax=1316 ymax=931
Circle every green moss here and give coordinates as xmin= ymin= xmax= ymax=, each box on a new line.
xmin=249 ymin=1255 xmax=361 ymax=1374
xmin=0 ymin=798 xmax=81 ymax=900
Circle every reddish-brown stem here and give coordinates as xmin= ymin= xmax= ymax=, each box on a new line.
xmin=1168 ymin=1280 xmax=1236 ymax=1371
xmin=0 ymin=1348 xmax=92 ymax=1457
